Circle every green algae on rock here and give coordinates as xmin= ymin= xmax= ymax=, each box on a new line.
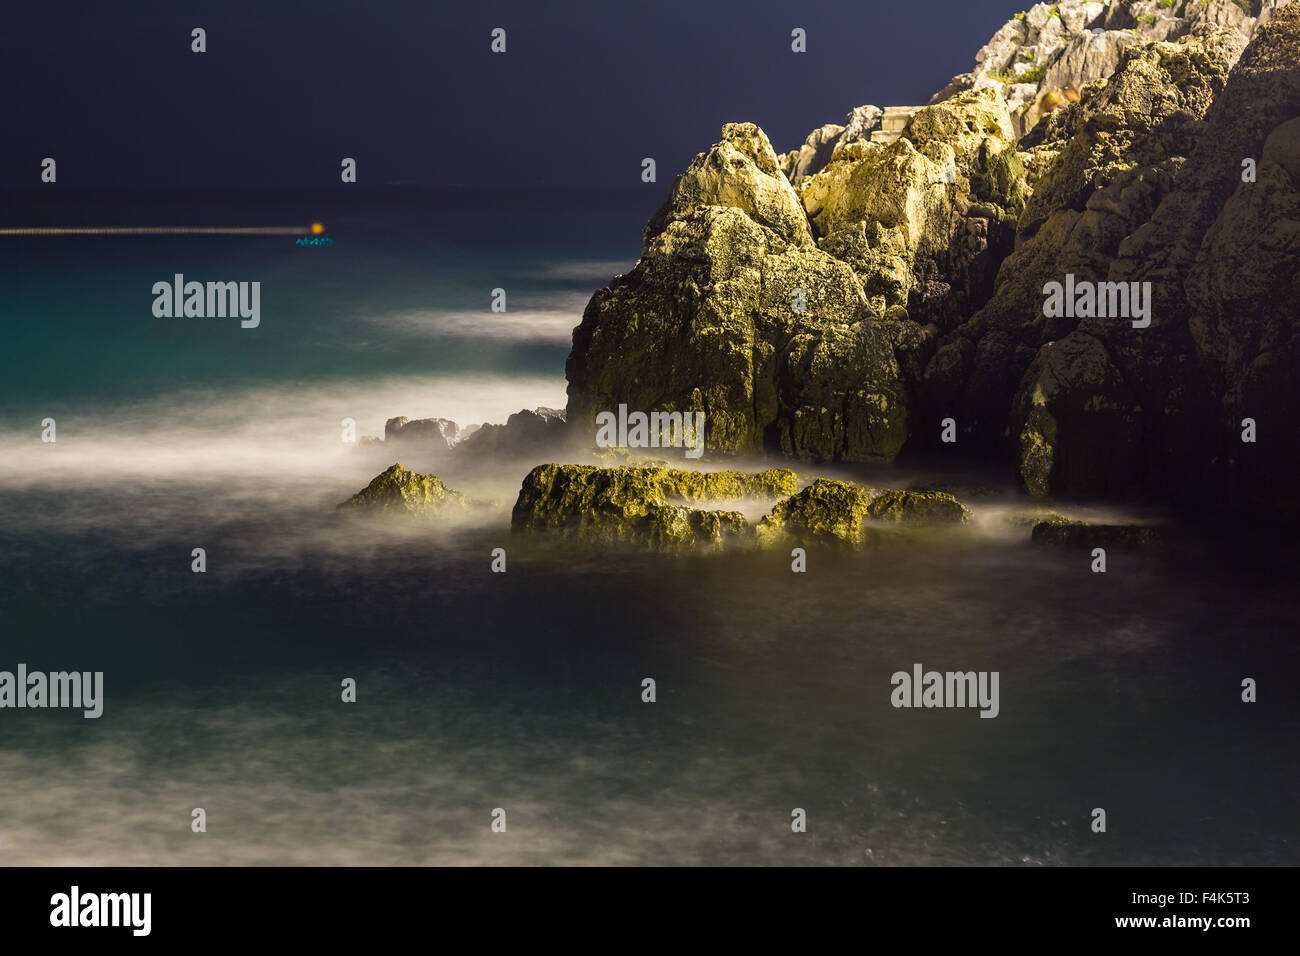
xmin=341 ymin=463 xmax=470 ymax=516
xmin=867 ymin=488 xmax=972 ymax=524
xmin=510 ymin=464 xmax=785 ymax=549
xmin=758 ymin=479 xmax=974 ymax=544
xmin=757 ymin=478 xmax=876 ymax=545
xmin=565 ymin=122 xmax=911 ymax=465
xmin=655 ymin=467 xmax=798 ymax=503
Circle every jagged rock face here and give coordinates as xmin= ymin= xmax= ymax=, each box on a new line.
xmin=934 ymin=0 xmax=1278 ymax=138
xmin=779 ymin=106 xmax=884 ymax=186
xmin=1006 ymin=4 xmax=1300 ymax=516
xmin=842 ymin=105 xmax=886 ymax=145
xmin=511 ymin=464 xmax=771 ymax=549
xmin=1013 ymin=332 xmax=1142 ymax=498
xmin=566 ymin=94 xmax=1035 ymax=464
xmin=801 ymin=87 xmax=1027 ymax=329
xmin=923 ymin=28 xmax=1241 ymax=470
xmin=566 ymin=123 xmax=910 ymax=463
xmin=341 ymin=464 xmax=469 ymax=515
xmin=648 ymin=121 xmax=816 ymax=245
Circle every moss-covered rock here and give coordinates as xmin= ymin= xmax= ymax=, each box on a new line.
xmin=757 ymin=480 xmax=973 ymax=544
xmin=511 ymin=464 xmax=787 ymax=549
xmin=565 ymin=123 xmax=911 ymax=465
xmin=757 ymin=478 xmax=875 ymax=545
xmin=656 ymin=467 xmax=799 ymax=503
xmin=867 ymin=489 xmax=972 ymax=523
xmin=340 ymin=464 xmax=470 ymax=516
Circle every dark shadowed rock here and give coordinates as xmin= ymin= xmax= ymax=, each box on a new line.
xmin=1011 ymin=4 xmax=1300 ymax=517
xmin=457 ymin=407 xmax=571 ymax=459
xmin=923 ymin=27 xmax=1242 ymax=472
xmin=385 ymin=416 xmax=459 ymax=449
xmin=1031 ymin=515 xmax=1165 ymax=549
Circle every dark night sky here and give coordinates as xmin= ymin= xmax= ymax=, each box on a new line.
xmin=3 ymin=0 xmax=1012 ymax=191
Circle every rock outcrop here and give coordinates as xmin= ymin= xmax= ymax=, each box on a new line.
xmin=566 ymin=122 xmax=911 ymax=464
xmin=778 ymin=106 xmax=884 ymax=185
xmin=341 ymin=464 xmax=470 ymax=516
xmin=564 ymin=0 xmax=1297 ymax=520
xmin=567 ymin=89 xmax=1031 ymax=464
xmin=933 ymin=0 xmax=1281 ymax=137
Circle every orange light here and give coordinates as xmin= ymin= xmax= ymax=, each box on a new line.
xmin=311 ymin=222 xmax=325 ymax=235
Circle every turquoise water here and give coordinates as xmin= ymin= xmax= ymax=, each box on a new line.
xmin=1 ymin=188 xmax=647 ymax=415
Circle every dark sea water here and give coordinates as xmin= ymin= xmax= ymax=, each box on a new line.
xmin=1 ymin=189 xmax=1297 ymax=865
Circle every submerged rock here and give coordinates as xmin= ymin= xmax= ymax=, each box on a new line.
xmin=1031 ymin=516 xmax=1165 ymax=549
xmin=655 ymin=467 xmax=798 ymax=503
xmin=511 ymin=464 xmax=788 ymax=549
xmin=341 ymin=464 xmax=470 ymax=516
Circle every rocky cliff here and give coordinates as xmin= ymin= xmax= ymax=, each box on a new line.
xmin=565 ymin=0 xmax=1298 ymax=519
xmin=1015 ymin=1 xmax=1300 ymax=516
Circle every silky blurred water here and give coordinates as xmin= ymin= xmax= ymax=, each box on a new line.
xmin=1 ymin=190 xmax=1297 ymax=865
